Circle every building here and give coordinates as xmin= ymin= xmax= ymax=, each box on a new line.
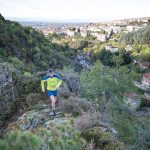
xmin=126 ymin=26 xmax=142 ymax=32
xmin=105 ymin=45 xmax=118 ymax=53
xmin=66 ymin=30 xmax=75 ymax=37
xmin=90 ymin=33 xmax=107 ymax=42
xmin=110 ymin=26 xmax=121 ymax=34
xmin=142 ymin=73 xmax=150 ymax=88
xmin=80 ymin=31 xmax=87 ymax=37
xmin=87 ymin=26 xmax=101 ymax=32
xmin=97 ymin=34 xmax=107 ymax=42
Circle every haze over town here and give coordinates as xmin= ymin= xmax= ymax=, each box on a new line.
xmin=0 ymin=0 xmax=150 ymax=22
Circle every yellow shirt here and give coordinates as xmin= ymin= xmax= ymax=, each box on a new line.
xmin=41 ymin=75 xmax=62 ymax=91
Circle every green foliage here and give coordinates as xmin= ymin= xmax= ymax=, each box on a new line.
xmin=23 ymin=72 xmax=32 ymax=77
xmin=35 ymin=120 xmax=85 ymax=150
xmin=131 ymin=45 xmax=150 ymax=60
xmin=80 ymin=61 xmax=150 ymax=149
xmin=140 ymin=99 xmax=150 ymax=107
xmin=112 ymin=110 xmax=150 ymax=150
xmin=0 ymin=130 xmax=41 ymax=150
xmin=0 ymin=14 xmax=72 ymax=73
xmin=91 ymin=49 xmax=114 ymax=66
xmin=120 ymin=25 xmax=150 ymax=60
xmin=8 ymin=57 xmax=24 ymax=72
xmin=80 ymin=61 xmax=139 ymax=102
xmin=91 ymin=48 xmax=132 ymax=67
xmin=0 ymin=120 xmax=85 ymax=150
xmin=0 ymin=13 xmax=5 ymax=21
xmin=81 ymin=127 xmax=125 ymax=150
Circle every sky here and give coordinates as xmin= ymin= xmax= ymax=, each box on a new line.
xmin=0 ymin=0 xmax=150 ymax=22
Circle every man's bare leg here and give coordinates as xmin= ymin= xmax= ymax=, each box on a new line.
xmin=50 ymin=95 xmax=56 ymax=111
xmin=54 ymin=96 xmax=58 ymax=106
xmin=49 ymin=96 xmax=57 ymax=117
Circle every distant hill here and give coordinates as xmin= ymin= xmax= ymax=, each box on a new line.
xmin=0 ymin=14 xmax=72 ymax=72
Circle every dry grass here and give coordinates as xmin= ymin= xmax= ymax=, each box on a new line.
xmin=75 ymin=112 xmax=111 ymax=131
xmin=58 ymin=92 xmax=92 ymax=117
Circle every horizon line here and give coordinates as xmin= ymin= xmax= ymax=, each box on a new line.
xmin=5 ymin=16 xmax=150 ymax=23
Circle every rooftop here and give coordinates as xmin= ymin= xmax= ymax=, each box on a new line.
xmin=143 ymin=73 xmax=150 ymax=79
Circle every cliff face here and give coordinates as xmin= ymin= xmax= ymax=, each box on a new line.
xmin=0 ymin=62 xmax=40 ymax=128
xmin=0 ymin=63 xmax=15 ymax=126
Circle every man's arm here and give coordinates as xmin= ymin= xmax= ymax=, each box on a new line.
xmin=54 ymin=74 xmax=63 ymax=89
xmin=41 ymin=76 xmax=49 ymax=92
xmin=56 ymin=81 xmax=62 ymax=89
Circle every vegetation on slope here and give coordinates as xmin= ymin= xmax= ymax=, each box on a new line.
xmin=0 ymin=14 xmax=150 ymax=150
xmin=0 ymin=14 xmax=72 ymax=73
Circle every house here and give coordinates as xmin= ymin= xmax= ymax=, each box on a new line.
xmin=142 ymin=73 xmax=150 ymax=88
xmin=80 ymin=31 xmax=87 ymax=37
xmin=97 ymin=34 xmax=107 ymax=42
xmin=123 ymin=92 xmax=141 ymax=110
xmin=110 ymin=26 xmax=121 ymax=34
xmin=56 ymin=31 xmax=64 ymax=36
xmin=90 ymin=33 xmax=107 ymax=42
xmin=105 ymin=45 xmax=118 ymax=53
xmin=126 ymin=26 xmax=142 ymax=32
xmin=87 ymin=26 xmax=101 ymax=32
xmin=141 ymin=18 xmax=150 ymax=23
xmin=66 ymin=30 xmax=75 ymax=37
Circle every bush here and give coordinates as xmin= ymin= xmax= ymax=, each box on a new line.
xmin=8 ymin=57 xmax=24 ymax=72
xmin=34 ymin=120 xmax=86 ymax=150
xmin=81 ymin=127 xmax=125 ymax=150
xmin=0 ymin=130 xmax=41 ymax=150
xmin=75 ymin=112 xmax=111 ymax=131
xmin=23 ymin=72 xmax=32 ymax=77
xmin=140 ymin=99 xmax=150 ymax=107
xmin=26 ymin=93 xmax=45 ymax=109
xmin=59 ymin=94 xmax=91 ymax=116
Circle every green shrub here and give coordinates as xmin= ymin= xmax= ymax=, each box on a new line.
xmin=23 ymin=72 xmax=32 ymax=77
xmin=0 ymin=130 xmax=41 ymax=150
xmin=81 ymin=127 xmax=125 ymax=150
xmin=140 ymin=99 xmax=150 ymax=107
xmin=35 ymin=120 xmax=86 ymax=150
xmin=8 ymin=57 xmax=24 ymax=72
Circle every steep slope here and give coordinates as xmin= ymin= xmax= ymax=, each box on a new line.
xmin=0 ymin=14 xmax=72 ymax=72
xmin=0 ymin=14 xmax=73 ymax=129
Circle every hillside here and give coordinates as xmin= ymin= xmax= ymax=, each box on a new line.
xmin=0 ymin=14 xmax=73 ymax=132
xmin=0 ymin=14 xmax=72 ymax=72
xmin=0 ymin=15 xmax=150 ymax=150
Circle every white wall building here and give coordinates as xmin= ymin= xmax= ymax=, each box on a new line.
xmin=90 ymin=33 xmax=107 ymax=42
xmin=80 ymin=31 xmax=87 ymax=37
xmin=126 ymin=26 xmax=142 ymax=32
xmin=66 ymin=30 xmax=75 ymax=37
xmin=97 ymin=34 xmax=107 ymax=42
xmin=110 ymin=26 xmax=121 ymax=34
xmin=105 ymin=45 xmax=118 ymax=53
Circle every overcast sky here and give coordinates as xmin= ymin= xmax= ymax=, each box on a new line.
xmin=0 ymin=0 xmax=150 ymax=22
